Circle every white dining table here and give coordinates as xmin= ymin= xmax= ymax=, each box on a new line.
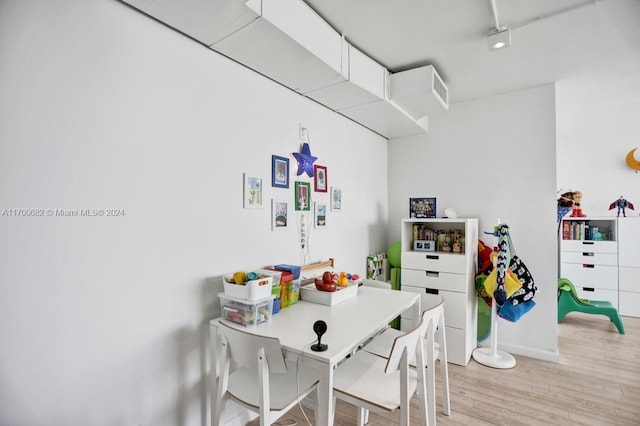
xmin=209 ymin=285 xmax=421 ymax=426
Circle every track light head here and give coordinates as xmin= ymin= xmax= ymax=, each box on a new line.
xmin=488 ymin=27 xmax=511 ymax=51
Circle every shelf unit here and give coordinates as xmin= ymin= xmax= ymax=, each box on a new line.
xmin=399 ymin=218 xmax=478 ymax=366
xmin=560 ymin=217 xmax=618 ymax=308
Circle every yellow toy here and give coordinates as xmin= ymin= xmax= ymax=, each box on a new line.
xmin=337 ymin=271 xmax=349 ymax=287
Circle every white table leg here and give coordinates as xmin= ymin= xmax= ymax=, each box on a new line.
xmin=316 ymin=363 xmax=334 ymax=426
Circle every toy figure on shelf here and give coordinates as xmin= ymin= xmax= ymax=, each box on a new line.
xmin=609 ymin=196 xmax=635 ymax=217
xmin=569 ymin=191 xmax=586 ymax=217
xmin=558 ymin=190 xmax=586 ymax=218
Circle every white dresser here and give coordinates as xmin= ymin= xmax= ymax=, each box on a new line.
xmin=399 ymin=218 xmax=478 ymax=366
xmin=560 ymin=229 xmax=619 ymax=309
xmin=617 ymin=217 xmax=640 ymax=317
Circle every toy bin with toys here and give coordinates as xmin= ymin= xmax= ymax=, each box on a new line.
xmin=223 ymin=271 xmax=273 ymax=301
xmin=219 ymin=293 xmax=274 ymax=327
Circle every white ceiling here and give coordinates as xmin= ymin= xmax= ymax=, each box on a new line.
xmin=122 ymin=0 xmax=640 ymax=106
xmin=303 ymin=0 xmax=640 ymax=103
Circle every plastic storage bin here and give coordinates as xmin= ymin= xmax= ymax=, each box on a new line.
xmin=219 ymin=293 xmax=274 ymax=327
xmin=223 ymin=274 xmax=273 ymax=301
xmin=273 ymin=264 xmax=301 ymax=280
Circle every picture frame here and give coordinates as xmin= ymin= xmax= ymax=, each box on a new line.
xmin=314 ymin=202 xmax=327 ymax=228
xmin=243 ymin=173 xmax=263 ymax=209
xmin=313 ymin=165 xmax=327 ymax=192
xmin=409 ymin=197 xmax=436 ymax=218
xmin=271 ymin=199 xmax=289 ymax=231
xmin=294 ymin=181 xmax=311 ymax=211
xmin=271 ymin=155 xmax=289 ymax=188
xmin=330 ymin=187 xmax=342 ymax=212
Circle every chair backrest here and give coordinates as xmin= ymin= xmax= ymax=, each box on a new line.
xmin=419 ymin=297 xmax=446 ymax=364
xmin=362 ymin=279 xmax=392 ymax=289
xmin=385 ymin=317 xmax=425 ymax=374
xmin=558 ymin=277 xmax=591 ymax=305
xmin=217 ymin=321 xmax=287 ymax=374
xmin=420 ymin=297 xmax=445 ymax=337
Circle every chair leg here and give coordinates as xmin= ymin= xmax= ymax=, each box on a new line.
xmin=427 ymin=365 xmax=436 ymax=426
xmin=357 ymin=407 xmax=368 ymax=426
xmin=439 ymin=360 xmax=450 ymax=416
xmin=609 ymin=312 xmax=626 ymax=334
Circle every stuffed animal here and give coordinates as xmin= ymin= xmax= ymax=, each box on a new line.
xmin=477 ymin=240 xmax=493 ymax=275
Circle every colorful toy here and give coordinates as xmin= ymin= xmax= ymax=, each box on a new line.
xmin=557 ymin=190 xmax=587 ymax=220
xmin=609 ymin=196 xmax=634 ymax=217
xmin=337 ymin=272 xmax=349 ymax=287
xmin=569 ymin=191 xmax=586 ymax=217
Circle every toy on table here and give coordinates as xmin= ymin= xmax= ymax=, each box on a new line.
xmin=609 ymin=196 xmax=634 ymax=217
xmin=337 ymin=272 xmax=349 ymax=287
xmin=229 ymin=271 xmax=266 ymax=285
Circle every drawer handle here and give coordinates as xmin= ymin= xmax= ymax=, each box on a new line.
xmin=425 ymin=271 xmax=439 ymax=278
xmin=582 ymin=264 xmax=595 ymax=268
xmin=582 ymin=241 xmax=595 ymax=245
xmin=582 ymin=252 xmax=594 ymax=257
xmin=424 ymin=288 xmax=439 ymax=295
xmin=583 ymin=287 xmax=595 ymax=292
xmin=426 ymin=255 xmax=439 ymax=260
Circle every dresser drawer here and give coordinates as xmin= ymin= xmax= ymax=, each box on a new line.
xmin=619 ymin=291 xmax=640 ymax=317
xmin=400 ymin=285 xmax=467 ymax=329
xmin=561 ymin=251 xmax=617 ymax=266
xmin=401 ymin=268 xmax=467 ymax=293
xmin=561 ymin=263 xmax=618 ymax=290
xmin=402 ymin=251 xmax=466 ymax=273
xmin=560 ymin=239 xmax=617 ymax=254
xmin=575 ymin=286 xmax=618 ymax=309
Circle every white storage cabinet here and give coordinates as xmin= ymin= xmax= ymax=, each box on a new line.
xmin=560 ymin=218 xmax=618 ymax=308
xmin=399 ymin=218 xmax=478 ymax=366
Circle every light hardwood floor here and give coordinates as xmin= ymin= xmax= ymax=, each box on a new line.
xmin=260 ymin=313 xmax=640 ymax=426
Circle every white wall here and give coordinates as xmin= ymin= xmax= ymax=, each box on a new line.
xmin=556 ymin=72 xmax=640 ymax=215
xmin=388 ymin=85 xmax=559 ymax=361
xmin=0 ymin=1 xmax=388 ymax=424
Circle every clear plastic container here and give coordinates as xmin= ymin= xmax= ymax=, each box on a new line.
xmin=219 ymin=293 xmax=274 ymax=327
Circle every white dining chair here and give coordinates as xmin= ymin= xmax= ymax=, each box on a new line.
xmin=361 ymin=297 xmax=450 ymax=426
xmin=362 ymin=278 xmax=392 ymax=289
xmin=332 ymin=317 xmax=427 ymax=426
xmin=213 ymin=321 xmax=319 ymax=426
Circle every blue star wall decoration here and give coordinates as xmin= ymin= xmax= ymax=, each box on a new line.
xmin=292 ymin=142 xmax=317 ymax=177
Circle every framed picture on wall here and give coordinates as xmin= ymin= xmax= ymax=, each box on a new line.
xmin=314 ymin=165 xmax=327 ymax=192
xmin=294 ymin=181 xmax=311 ymax=211
xmin=271 ymin=155 xmax=289 ymax=188
xmin=271 ymin=199 xmax=289 ymax=231
xmin=330 ymin=187 xmax=342 ymax=212
xmin=243 ymin=173 xmax=263 ymax=209
xmin=409 ymin=197 xmax=436 ymax=218
xmin=314 ymin=202 xmax=327 ymax=228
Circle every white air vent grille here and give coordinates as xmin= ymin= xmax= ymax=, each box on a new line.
xmin=432 ymin=69 xmax=448 ymax=106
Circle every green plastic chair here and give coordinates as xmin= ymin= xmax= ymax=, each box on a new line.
xmin=557 ymin=278 xmax=625 ymax=334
